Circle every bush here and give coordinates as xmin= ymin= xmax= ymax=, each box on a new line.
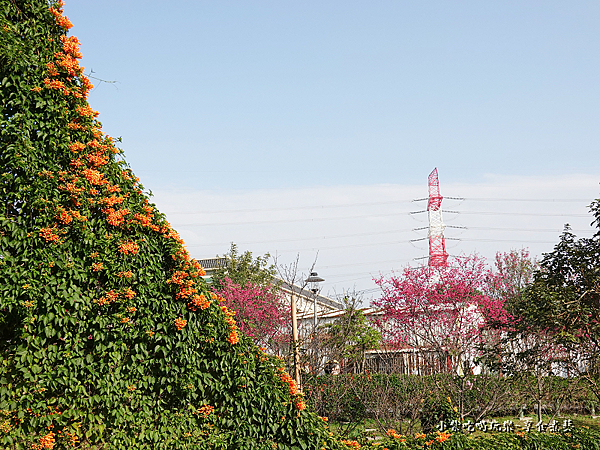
xmin=0 ymin=2 xmax=342 ymax=449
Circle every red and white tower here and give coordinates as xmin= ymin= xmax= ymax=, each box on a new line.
xmin=427 ymin=168 xmax=448 ymax=268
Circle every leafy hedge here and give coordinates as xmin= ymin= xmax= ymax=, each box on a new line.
xmin=304 ymin=373 xmax=594 ymax=434
xmin=0 ymin=1 xmax=342 ymax=449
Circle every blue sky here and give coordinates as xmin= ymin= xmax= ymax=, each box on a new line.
xmin=63 ymin=2 xmax=600 ymax=298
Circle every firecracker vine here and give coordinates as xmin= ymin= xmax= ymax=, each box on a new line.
xmin=0 ymin=1 xmax=343 ymax=449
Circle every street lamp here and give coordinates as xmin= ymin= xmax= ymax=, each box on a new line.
xmin=305 ymin=272 xmax=324 ymax=374
xmin=305 ymin=272 xmax=325 ymax=329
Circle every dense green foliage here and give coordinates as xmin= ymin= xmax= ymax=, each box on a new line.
xmin=210 ymin=243 xmax=278 ymax=292
xmin=0 ymin=2 xmax=341 ymax=449
xmin=318 ymin=298 xmax=380 ymax=373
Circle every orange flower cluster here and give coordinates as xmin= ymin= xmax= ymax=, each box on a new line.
xmin=39 ymin=227 xmax=60 ymax=242
xmin=100 ymin=195 xmax=124 ymax=208
xmin=118 ymin=241 xmax=139 ymax=255
xmin=86 ymin=152 xmax=108 ymax=167
xmin=117 ymin=271 xmax=133 ymax=278
xmin=67 ymin=120 xmax=85 ymax=130
xmin=91 ymin=262 xmax=103 ymax=272
xmin=55 ymin=207 xmax=85 ymax=225
xmin=120 ymin=317 xmax=130 ymax=324
xmin=191 ymin=259 xmax=206 ymax=276
xmin=414 ymin=432 xmax=426 ymax=439
xmin=221 ymin=306 xmax=240 ymax=344
xmin=55 ymin=208 xmax=72 ymax=224
xmin=188 ymin=294 xmax=211 ymax=311
xmin=162 ymin=228 xmax=185 ymax=245
xmin=278 ymin=369 xmax=298 ymax=396
xmin=60 ymin=35 xmax=82 ymax=59
xmin=126 ymin=306 xmax=137 ymax=313
xmin=105 ymin=207 xmax=129 ymax=227
xmin=106 ymin=183 xmax=121 ymax=193
xmin=386 ymin=430 xmax=406 ymax=442
xmin=39 ymin=431 xmax=56 ymax=449
xmin=31 ymin=85 xmax=43 ymax=93
xmin=69 ymin=142 xmax=85 ymax=154
xmin=340 ymin=440 xmax=359 ymax=449
xmin=194 ymin=404 xmax=214 ymax=417
xmin=43 ymin=77 xmax=69 ymax=95
xmin=49 ymin=5 xmax=72 ymax=29
xmin=54 ymin=52 xmax=81 ymax=78
xmin=295 ymin=399 xmax=306 ymax=411
xmin=46 ymin=62 xmax=59 ymax=76
xmin=75 ymin=104 xmax=98 ymax=118
xmin=81 ymin=168 xmax=106 ymax=185
xmin=124 ymin=288 xmax=136 ymax=299
xmin=435 ymin=430 xmax=452 ymax=443
xmin=95 ymin=289 xmax=119 ymax=306
xmin=174 ymin=317 xmax=187 ymax=330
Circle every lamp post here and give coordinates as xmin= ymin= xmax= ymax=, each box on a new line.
xmin=305 ymin=272 xmax=324 ymax=374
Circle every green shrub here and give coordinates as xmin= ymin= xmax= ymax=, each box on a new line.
xmin=0 ymin=2 xmax=342 ymax=449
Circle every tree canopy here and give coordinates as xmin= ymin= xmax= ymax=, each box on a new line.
xmin=0 ymin=2 xmax=340 ymax=449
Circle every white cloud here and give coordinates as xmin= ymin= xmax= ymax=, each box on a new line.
xmin=150 ymin=173 xmax=599 ymax=303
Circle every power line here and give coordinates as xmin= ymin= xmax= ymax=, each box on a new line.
xmin=185 ymin=225 xmax=591 ymax=249
xmin=162 ymin=197 xmax=593 ymax=216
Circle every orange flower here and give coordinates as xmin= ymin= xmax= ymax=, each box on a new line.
xmin=100 ymin=195 xmax=124 ymax=208
xmin=91 ymin=262 xmax=103 ymax=272
xmin=60 ymin=35 xmax=82 ymax=58
xmin=414 ymin=432 xmax=426 ymax=439
xmin=86 ymin=152 xmax=108 ymax=167
xmin=340 ymin=440 xmax=359 ymax=448
xmin=49 ymin=7 xmax=73 ymax=29
xmin=46 ymin=62 xmax=59 ymax=76
xmin=435 ymin=430 xmax=452 ymax=443
xmin=106 ymin=183 xmax=121 ymax=193
xmin=126 ymin=306 xmax=137 ymax=313
xmin=195 ymin=405 xmax=214 ymax=417
xmin=118 ymin=241 xmax=139 ymax=255
xmin=69 ymin=142 xmax=86 ymax=154
xmin=75 ymin=104 xmax=98 ymax=118
xmin=124 ymin=288 xmax=136 ymax=299
xmin=81 ymin=168 xmax=106 ymax=185
xmin=39 ymin=431 xmax=55 ymax=449
xmin=387 ymin=429 xmax=405 ymax=440
xmin=174 ymin=318 xmax=187 ymax=330
xmin=105 ymin=208 xmax=129 ymax=227
xmin=227 ymin=330 xmax=239 ymax=344
xmin=188 ymin=294 xmax=211 ymax=311
xmin=295 ymin=399 xmax=306 ymax=411
xmin=118 ymin=271 xmax=133 ymax=278
xmin=43 ymin=77 xmax=66 ymax=91
xmin=39 ymin=227 xmax=60 ymax=242
xmin=55 ymin=208 xmax=72 ymax=224
xmin=31 ymin=86 xmax=42 ymax=93
xmin=121 ymin=317 xmax=130 ymax=324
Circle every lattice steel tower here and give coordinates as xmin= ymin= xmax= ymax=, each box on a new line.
xmin=427 ymin=168 xmax=448 ymax=267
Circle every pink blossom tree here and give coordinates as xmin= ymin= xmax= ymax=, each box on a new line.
xmin=372 ymin=254 xmax=508 ymax=375
xmin=213 ymin=276 xmax=289 ymax=349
